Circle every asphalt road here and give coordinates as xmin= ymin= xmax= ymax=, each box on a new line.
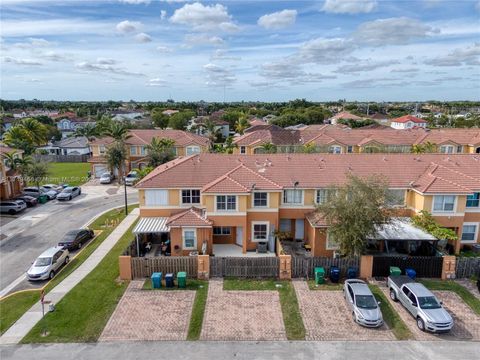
xmin=1 ymin=341 xmax=479 ymax=360
xmin=0 ymin=189 xmax=138 ymax=295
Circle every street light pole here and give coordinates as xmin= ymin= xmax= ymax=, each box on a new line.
xmin=124 ymin=175 xmax=128 ymax=216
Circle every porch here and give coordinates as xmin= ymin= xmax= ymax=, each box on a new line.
xmin=213 ymin=244 xmax=276 ymax=257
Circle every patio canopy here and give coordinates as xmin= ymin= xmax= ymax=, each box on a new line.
xmin=133 ymin=217 xmax=169 ymax=234
xmin=369 ymin=218 xmax=437 ymax=241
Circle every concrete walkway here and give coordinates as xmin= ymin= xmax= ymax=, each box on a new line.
xmin=0 ymin=208 xmax=140 ymax=345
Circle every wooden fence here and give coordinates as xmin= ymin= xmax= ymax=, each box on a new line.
xmin=33 ymin=154 xmax=90 ymax=163
xmin=210 ymin=257 xmax=279 ymax=278
xmin=455 ymin=257 xmax=480 ymax=278
xmin=291 ymin=256 xmax=360 ymax=278
xmin=372 ymin=256 xmax=443 ymax=278
xmin=131 ymin=256 xmax=197 ymax=279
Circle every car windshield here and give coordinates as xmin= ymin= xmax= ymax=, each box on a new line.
xmin=62 ymin=189 xmax=72 ymax=193
xmin=418 ymin=296 xmax=441 ymax=309
xmin=126 ymin=173 xmax=136 ymax=178
xmin=356 ymin=295 xmax=377 ymax=309
xmin=34 ymin=257 xmax=51 ymax=266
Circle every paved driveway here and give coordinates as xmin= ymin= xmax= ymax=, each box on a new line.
xmin=294 ymin=281 xmax=395 ymax=341
xmin=100 ymin=281 xmax=195 ymax=342
xmin=200 ymin=279 xmax=286 ymax=340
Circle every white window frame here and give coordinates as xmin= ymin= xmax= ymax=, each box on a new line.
xmin=329 ymin=145 xmax=342 ymax=154
xmin=213 ymin=227 xmax=231 ymax=236
xmin=182 ymin=228 xmax=197 ymax=249
xmin=130 ymin=146 xmax=137 ymax=155
xmin=145 ymin=189 xmax=168 ymax=206
xmin=460 ymin=223 xmax=478 ymax=243
xmin=432 ymin=195 xmax=456 ymax=213
xmin=326 ymin=231 xmax=340 ymax=250
xmin=440 ymin=145 xmax=454 ymax=154
xmin=251 ymin=221 xmax=269 ymax=242
xmin=252 ymin=192 xmax=268 ymax=208
xmin=181 ymin=189 xmax=201 ymax=205
xmin=186 ymin=145 xmax=201 ymax=156
xmin=140 ymin=146 xmax=146 ymax=155
xmin=282 ymin=189 xmax=303 ymax=205
xmin=99 ymin=145 xmax=106 ymax=154
xmin=456 ymin=145 xmax=463 ymax=153
xmin=386 ymin=189 xmax=406 ymax=207
xmin=315 ymin=189 xmax=331 ymax=205
xmin=215 ymin=195 xmax=237 ymax=211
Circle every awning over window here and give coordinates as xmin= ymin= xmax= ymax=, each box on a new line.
xmin=369 ymin=218 xmax=437 ymax=241
xmin=133 ymin=217 xmax=169 ymax=234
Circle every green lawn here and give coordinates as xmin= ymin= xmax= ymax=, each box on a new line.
xmin=45 ymin=162 xmax=91 ymax=186
xmin=419 ymin=279 xmax=480 ymax=316
xmin=142 ymin=279 xmax=209 ymax=340
xmin=223 ymin=278 xmax=306 ymax=340
xmin=369 ymin=285 xmax=413 ymax=340
xmin=0 ymin=206 xmax=136 ymax=337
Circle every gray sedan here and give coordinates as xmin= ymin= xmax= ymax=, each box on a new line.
xmin=56 ymin=186 xmax=81 ymax=201
xmin=343 ymin=279 xmax=383 ymax=328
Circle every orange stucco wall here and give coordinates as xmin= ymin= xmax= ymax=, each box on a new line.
xmin=169 ymin=227 xmax=212 ymax=256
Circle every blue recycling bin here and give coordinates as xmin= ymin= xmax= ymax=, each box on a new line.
xmin=347 ymin=267 xmax=358 ymax=279
xmin=151 ymin=272 xmax=162 ymax=289
xmin=406 ymin=268 xmax=417 ymax=280
xmin=165 ymin=273 xmax=174 ymax=288
xmin=330 ymin=266 xmax=340 ymax=283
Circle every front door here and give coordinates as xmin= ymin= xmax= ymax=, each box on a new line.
xmin=295 ymin=219 xmax=304 ymax=240
xmin=236 ymin=227 xmax=243 ymax=247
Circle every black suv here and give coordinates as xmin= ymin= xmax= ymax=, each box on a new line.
xmin=58 ymin=229 xmax=94 ymax=251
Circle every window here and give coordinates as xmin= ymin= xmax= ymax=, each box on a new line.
xmin=316 ymin=189 xmax=333 ymax=204
xmin=240 ymin=146 xmax=246 ymax=154
xmin=186 ymin=146 xmax=200 ymax=156
xmin=145 ymin=189 xmax=168 ymax=206
xmin=461 ymin=224 xmax=478 ymax=242
xmin=130 ymin=146 xmax=137 ymax=155
xmin=252 ymin=222 xmax=268 ymax=242
xmin=386 ymin=189 xmax=406 ymax=207
xmin=456 ymin=145 xmax=463 ymax=153
xmin=283 ymin=189 xmax=303 ymax=205
xmin=329 ymin=145 xmax=342 ymax=154
xmin=326 ymin=231 xmax=340 ymax=250
xmin=466 ymin=193 xmax=480 ymax=208
xmin=140 ymin=146 xmax=146 ymax=155
xmin=213 ymin=227 xmax=231 ymax=235
xmin=440 ymin=145 xmax=454 ymax=154
xmin=181 ymin=189 xmax=200 ymax=204
xmin=253 ymin=192 xmax=267 ymax=207
xmin=433 ymin=195 xmax=455 ymax=212
xmin=183 ymin=228 xmax=196 ymax=249
xmin=347 ymin=146 xmax=353 ymax=153
xmin=216 ymin=195 xmax=236 ymax=211
xmin=99 ymin=145 xmax=106 ymax=154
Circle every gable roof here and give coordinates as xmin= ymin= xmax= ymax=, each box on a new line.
xmin=166 ymin=207 xmax=212 ymax=227
xmin=54 ymin=136 xmax=89 ymax=148
xmin=392 ymin=115 xmax=427 ymax=124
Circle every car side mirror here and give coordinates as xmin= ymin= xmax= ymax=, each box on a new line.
xmin=439 ymin=301 xmax=443 ymax=305
xmin=377 ymin=301 xmax=381 ymax=305
xmin=412 ymin=302 xmax=417 ymax=307
xmin=350 ymin=299 xmax=354 ymax=304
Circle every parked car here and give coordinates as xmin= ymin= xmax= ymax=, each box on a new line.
xmin=124 ymin=171 xmax=138 ymax=186
xmin=343 ymin=279 xmax=383 ymax=328
xmin=388 ymin=275 xmax=453 ymax=333
xmin=0 ymin=200 xmax=27 ymax=215
xmin=42 ymin=189 xmax=58 ymax=200
xmin=42 ymin=184 xmax=62 ymax=193
xmin=58 ymin=229 xmax=94 ymax=250
xmin=26 ymin=246 xmax=70 ymax=281
xmin=23 ymin=186 xmax=47 ymax=199
xmin=56 ymin=186 xmax=81 ymax=201
xmin=14 ymin=195 xmax=38 ymax=207
xmin=99 ymin=172 xmax=113 ymax=184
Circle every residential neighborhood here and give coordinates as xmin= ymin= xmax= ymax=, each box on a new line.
xmin=1 ymin=0 xmax=480 ymax=359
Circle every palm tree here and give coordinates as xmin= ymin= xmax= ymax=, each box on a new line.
xmin=411 ymin=142 xmax=436 ymax=154
xmin=201 ymin=119 xmax=222 ymax=151
xmin=23 ymin=162 xmax=49 ymax=189
xmin=2 ymin=126 xmax=36 ymax=154
xmin=145 ymin=138 xmax=176 ymax=167
xmin=73 ymin=124 xmax=97 ymax=140
xmin=102 ymin=122 xmax=131 ymax=142
xmin=235 ymin=116 xmax=249 ymax=135
xmin=301 ymin=143 xmax=317 ymax=153
xmin=3 ymin=152 xmax=21 ymax=171
xmin=423 ymin=141 xmax=436 ymax=153
xmin=260 ymin=142 xmax=277 ymax=154
xmin=19 ymin=118 xmax=48 ymax=145
xmin=105 ymin=141 xmax=127 ymax=180
xmin=223 ymin=136 xmax=237 ymax=154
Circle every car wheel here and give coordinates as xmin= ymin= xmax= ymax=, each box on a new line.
xmin=79 ymin=190 xmax=81 ymax=195
xmin=389 ymin=289 xmax=398 ymax=302
xmin=417 ymin=318 xmax=425 ymax=332
xmin=69 ymin=196 xmax=72 ymax=201
xmin=65 ymin=256 xmax=70 ymax=265
xmin=8 ymin=209 xmax=15 ymax=215
xmin=49 ymin=271 xmax=55 ymax=279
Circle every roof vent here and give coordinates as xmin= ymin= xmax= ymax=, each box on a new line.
xmin=383 ymin=156 xmax=387 ymax=162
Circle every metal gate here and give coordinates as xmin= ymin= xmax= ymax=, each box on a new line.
xmin=372 ymin=256 xmax=443 ymax=278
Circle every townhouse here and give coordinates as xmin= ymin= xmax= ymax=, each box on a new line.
xmin=134 ymin=153 xmax=480 ymax=257
xmin=88 ymin=129 xmax=210 ymax=177
xmin=390 ymin=115 xmax=428 ymax=129
xmin=0 ymin=146 xmax=24 ymax=200
xmin=232 ymin=125 xmax=480 ymax=155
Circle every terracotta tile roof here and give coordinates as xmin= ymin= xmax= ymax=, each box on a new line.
xmin=166 ymin=207 xmax=212 ymax=227
xmin=234 ymin=128 xmax=301 ymax=146
xmin=392 ymin=115 xmax=427 ymax=124
xmin=87 ymin=156 xmax=107 ymax=163
xmin=0 ymin=146 xmax=22 ymax=155
xmin=306 ymin=212 xmax=328 ymax=227
xmin=419 ymin=128 xmax=480 ymax=146
xmin=136 ymin=153 xmax=480 ymax=194
xmin=331 ymin=111 xmax=364 ymax=121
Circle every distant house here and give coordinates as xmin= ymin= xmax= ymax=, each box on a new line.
xmin=162 ymin=109 xmax=179 ymax=116
xmin=248 ymin=117 xmax=268 ymax=127
xmin=369 ymin=113 xmax=389 ymax=124
xmin=329 ymin=111 xmax=364 ymax=125
xmin=262 ymin=114 xmax=277 ymax=123
xmin=38 ymin=136 xmax=90 ymax=156
xmin=1 ymin=116 xmax=17 ymax=132
xmin=111 ymin=110 xmax=144 ymax=121
xmin=390 ymin=115 xmax=427 ymax=130
xmin=188 ymin=116 xmax=230 ymax=138
xmin=56 ymin=117 xmax=96 ymax=138
xmin=27 ymin=109 xmax=59 ymax=118
xmin=12 ymin=110 xmax=27 ymax=119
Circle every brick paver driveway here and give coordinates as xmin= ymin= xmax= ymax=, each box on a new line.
xmin=294 ymin=281 xmax=395 ymax=341
xmin=200 ymin=279 xmax=286 ymax=340
xmin=100 ymin=281 xmax=195 ymax=341
xmin=380 ymin=286 xmax=480 ymax=341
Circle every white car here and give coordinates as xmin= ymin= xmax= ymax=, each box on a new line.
xmin=0 ymin=200 xmax=27 ymax=215
xmin=26 ymin=247 xmax=70 ymax=281
xmin=124 ymin=171 xmax=138 ymax=186
xmin=42 ymin=184 xmax=62 ymax=193
xmin=99 ymin=172 xmax=113 ymax=184
xmin=344 ymin=279 xmax=383 ymax=328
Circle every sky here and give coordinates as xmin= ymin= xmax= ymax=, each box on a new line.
xmin=1 ymin=0 xmax=480 ymax=102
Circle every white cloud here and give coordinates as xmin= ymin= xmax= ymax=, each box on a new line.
xmin=353 ymin=17 xmax=435 ymax=46
xmin=3 ymin=56 xmax=42 ymax=66
xmin=160 ymin=10 xmax=167 ymax=20
xmin=211 ymin=49 xmax=241 ymax=61
xmin=322 ymin=0 xmax=377 ymax=14
xmin=424 ymin=43 xmax=480 ymax=66
xmin=156 ymin=45 xmax=173 ymax=53
xmin=97 ymin=58 xmax=117 ymax=65
xmin=297 ymin=37 xmax=354 ymax=64
xmin=184 ymin=34 xmax=225 ymax=47
xmin=39 ymin=51 xmax=71 ymax=62
xmin=118 ymin=0 xmax=150 ymax=4
xmin=476 ymin=1 xmax=480 ymax=12
xmin=335 ymin=59 xmax=400 ymax=73
xmin=13 ymin=37 xmax=52 ymax=49
xmin=170 ymin=2 xmax=238 ymax=32
xmin=1 ymin=19 xmax=112 ymax=37
xmin=116 ymin=20 xmax=141 ymax=33
xmin=257 ymin=9 xmax=297 ymax=30
xmin=75 ymin=60 xmax=145 ymax=76
xmin=203 ymin=63 xmax=236 ymax=86
xmin=135 ymin=33 xmax=153 ymax=43
xmin=146 ymin=78 xmax=167 ymax=86
xmin=260 ymin=60 xmax=336 ymax=85
xmin=390 ymin=68 xmax=420 ymax=73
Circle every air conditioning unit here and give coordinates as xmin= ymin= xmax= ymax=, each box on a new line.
xmin=257 ymin=242 xmax=268 ymax=253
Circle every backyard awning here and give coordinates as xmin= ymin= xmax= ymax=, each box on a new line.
xmin=133 ymin=217 xmax=169 ymax=234
xmin=369 ymin=218 xmax=437 ymax=241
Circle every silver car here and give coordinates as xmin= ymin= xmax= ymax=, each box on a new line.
xmin=0 ymin=200 xmax=27 ymax=215
xmin=42 ymin=184 xmax=62 ymax=193
xmin=26 ymin=246 xmax=70 ymax=281
xmin=124 ymin=171 xmax=138 ymax=186
xmin=343 ymin=279 xmax=383 ymax=328
xmin=99 ymin=172 xmax=113 ymax=184
xmin=56 ymin=186 xmax=81 ymax=201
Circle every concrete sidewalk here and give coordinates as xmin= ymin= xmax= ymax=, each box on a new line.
xmin=0 ymin=208 xmax=140 ymax=345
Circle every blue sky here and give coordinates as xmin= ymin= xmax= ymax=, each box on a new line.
xmin=1 ymin=0 xmax=479 ymax=102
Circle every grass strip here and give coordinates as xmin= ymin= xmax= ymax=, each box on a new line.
xmin=307 ymin=280 xmax=342 ymax=291
xmin=419 ymin=279 xmax=480 ymax=316
xmin=369 ymin=285 xmax=413 ymax=340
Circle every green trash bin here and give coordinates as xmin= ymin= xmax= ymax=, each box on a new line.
xmin=38 ymin=195 xmax=48 ymax=204
xmin=314 ymin=267 xmax=325 ymax=285
xmin=177 ymin=271 xmax=187 ymax=288
xmin=390 ymin=266 xmax=402 ymax=276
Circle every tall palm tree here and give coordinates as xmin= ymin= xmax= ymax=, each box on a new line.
xmin=201 ymin=119 xmax=222 ymax=151
xmin=3 ymin=152 xmax=21 ymax=171
xmin=145 ymin=138 xmax=176 ymax=167
xmin=105 ymin=141 xmax=127 ymax=180
xmin=19 ymin=118 xmax=48 ymax=145
xmin=2 ymin=126 xmax=36 ymax=154
xmin=73 ymin=124 xmax=97 ymax=140
xmin=260 ymin=142 xmax=277 ymax=154
xmin=235 ymin=116 xmax=249 ymax=135
xmin=223 ymin=136 xmax=237 ymax=154
xmin=102 ymin=122 xmax=131 ymax=142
